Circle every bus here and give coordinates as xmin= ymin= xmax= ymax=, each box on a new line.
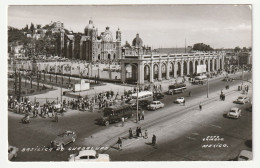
xmin=193 ymin=75 xmax=208 ymax=85
xmin=167 ymin=83 xmax=187 ymax=95
xmin=97 ymin=104 xmax=134 ymax=126
xmin=131 ymin=91 xmax=153 ymax=100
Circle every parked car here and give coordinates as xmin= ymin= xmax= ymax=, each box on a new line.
xmin=51 ymin=131 xmax=77 ymax=150
xmin=174 ymin=97 xmax=185 ymax=104
xmin=222 ymin=77 xmax=234 ymax=82
xmin=147 ymin=101 xmax=164 ymax=110
xmin=8 ymin=145 xmax=19 ymax=161
xmin=68 ymin=150 xmax=110 ymax=162
xmin=234 ymin=96 xmax=250 ymax=104
xmin=227 ymin=107 xmax=242 ymax=119
xmin=237 ymin=150 xmax=252 ymax=161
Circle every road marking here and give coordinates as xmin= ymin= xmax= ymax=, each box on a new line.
xmin=209 ymin=124 xmax=222 ymax=129
xmin=186 ymin=136 xmax=196 ymax=141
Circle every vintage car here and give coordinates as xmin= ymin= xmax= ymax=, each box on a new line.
xmin=174 ymin=97 xmax=185 ymax=104
xmin=237 ymin=150 xmax=252 ymax=161
xmin=51 ymin=131 xmax=77 ymax=150
xmin=132 ymin=100 xmax=152 ymax=110
xmin=153 ymin=92 xmax=165 ymax=100
xmin=147 ymin=101 xmax=164 ymax=110
xmin=8 ymin=145 xmax=19 ymax=161
xmin=234 ymin=96 xmax=250 ymax=104
xmin=68 ymin=150 xmax=110 ymax=162
xmin=227 ymin=107 xmax=242 ymax=119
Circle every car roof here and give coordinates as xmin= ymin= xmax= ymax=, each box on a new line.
xmin=152 ymin=101 xmax=160 ymax=103
xmin=177 ymin=97 xmax=184 ymax=99
xmin=79 ymin=150 xmax=96 ymax=156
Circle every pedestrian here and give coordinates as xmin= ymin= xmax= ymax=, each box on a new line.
xmin=189 ymin=91 xmax=191 ymax=97
xmin=117 ymin=137 xmax=122 ymax=150
xmin=139 ymin=127 xmax=143 ymax=137
xmin=121 ymin=117 xmax=124 ymax=127
xmin=199 ymin=103 xmax=202 ymax=111
xmin=136 ymin=127 xmax=139 ymax=137
xmin=223 ymin=94 xmax=226 ymax=101
xmin=54 ymin=112 xmax=58 ymax=122
xmin=141 ymin=110 xmax=145 ymax=120
xmin=129 ymin=128 xmax=133 ymax=139
xmin=144 ymin=130 xmax=148 ymax=139
xmin=183 ymin=99 xmax=186 ymax=106
xmin=152 ymin=134 xmax=157 ymax=145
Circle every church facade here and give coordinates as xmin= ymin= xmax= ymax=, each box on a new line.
xmin=63 ymin=19 xmax=122 ymax=62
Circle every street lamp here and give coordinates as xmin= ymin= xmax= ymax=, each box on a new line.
xmin=136 ymin=83 xmax=139 ymax=123
xmin=207 ymin=77 xmax=209 ymax=98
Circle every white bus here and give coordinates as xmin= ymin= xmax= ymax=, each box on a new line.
xmin=131 ymin=91 xmax=153 ymax=100
xmin=193 ymin=75 xmax=208 ymax=85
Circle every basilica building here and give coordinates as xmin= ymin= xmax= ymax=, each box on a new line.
xmin=63 ymin=19 xmax=122 ymax=61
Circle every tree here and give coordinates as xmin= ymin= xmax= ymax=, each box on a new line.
xmin=234 ymin=46 xmax=241 ymax=53
xmin=30 ymin=23 xmax=35 ymax=33
xmin=242 ymin=47 xmax=248 ymax=52
xmin=192 ymin=43 xmax=213 ymax=52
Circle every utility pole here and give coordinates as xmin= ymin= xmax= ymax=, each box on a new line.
xmin=207 ymin=77 xmax=209 ymax=98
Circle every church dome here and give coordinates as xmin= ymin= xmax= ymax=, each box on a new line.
xmin=132 ymin=33 xmax=143 ymax=47
xmin=84 ymin=19 xmax=95 ymax=35
xmin=102 ymin=27 xmax=113 ymax=42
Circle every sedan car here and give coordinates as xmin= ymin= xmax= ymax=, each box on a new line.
xmin=8 ymin=146 xmax=19 ymax=161
xmin=68 ymin=150 xmax=110 ymax=162
xmin=174 ymin=97 xmax=185 ymax=104
xmin=51 ymin=131 xmax=77 ymax=150
xmin=227 ymin=107 xmax=242 ymax=119
xmin=147 ymin=101 xmax=164 ymax=110
xmin=234 ymin=96 xmax=250 ymax=104
xmin=237 ymin=150 xmax=252 ymax=161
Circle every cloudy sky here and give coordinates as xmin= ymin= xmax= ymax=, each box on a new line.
xmin=8 ymin=5 xmax=252 ymax=49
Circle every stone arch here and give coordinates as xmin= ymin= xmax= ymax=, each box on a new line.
xmin=200 ymin=60 xmax=204 ymax=65
xmin=113 ymin=53 xmax=116 ymax=59
xmin=161 ymin=63 xmax=167 ymax=79
xmin=153 ymin=64 xmax=159 ymax=80
xmin=205 ymin=60 xmax=208 ymax=72
xmin=189 ymin=61 xmax=193 ymax=75
xmin=220 ymin=58 xmax=222 ymax=69
xmin=214 ymin=59 xmax=217 ymax=70
xmin=177 ymin=62 xmax=181 ymax=77
xmin=125 ymin=63 xmax=138 ymax=83
xmin=144 ymin=64 xmax=150 ymax=81
xmin=183 ymin=61 xmax=188 ymax=76
xmin=210 ymin=59 xmax=213 ymax=71
xmin=98 ymin=54 xmax=101 ymax=60
xmin=108 ymin=54 xmax=111 ymax=59
xmin=195 ymin=60 xmax=198 ymax=74
xmin=169 ymin=62 xmax=174 ymax=78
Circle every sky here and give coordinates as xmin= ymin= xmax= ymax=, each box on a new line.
xmin=8 ymin=5 xmax=252 ymax=49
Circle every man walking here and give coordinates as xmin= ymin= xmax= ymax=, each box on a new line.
xmin=117 ymin=137 xmax=122 ymax=150
xmin=144 ymin=130 xmax=148 ymax=139
xmin=152 ymin=134 xmax=157 ymax=146
xmin=121 ymin=117 xmax=125 ymax=127
xmin=141 ymin=110 xmax=145 ymax=120
xmin=199 ymin=103 xmax=202 ymax=111
xmin=183 ymin=99 xmax=186 ymax=106
xmin=129 ymin=128 xmax=133 ymax=139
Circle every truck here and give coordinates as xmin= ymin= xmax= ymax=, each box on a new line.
xmin=167 ymin=83 xmax=186 ymax=95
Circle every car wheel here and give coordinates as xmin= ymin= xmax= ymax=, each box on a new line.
xmin=105 ymin=121 xmax=109 ymax=126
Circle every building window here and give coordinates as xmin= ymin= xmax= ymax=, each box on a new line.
xmin=114 ymin=44 xmax=116 ymax=48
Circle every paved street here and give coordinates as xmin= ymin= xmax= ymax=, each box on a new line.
xmin=8 ymin=71 xmax=252 ymax=161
